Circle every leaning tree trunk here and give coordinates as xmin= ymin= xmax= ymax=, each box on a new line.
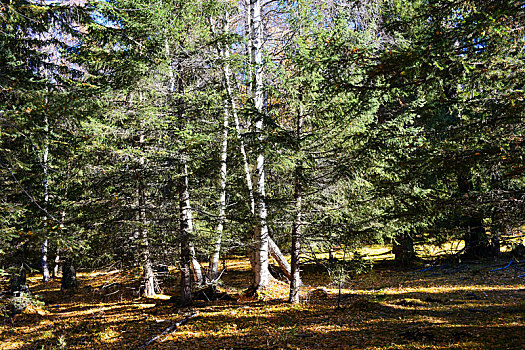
xmin=289 ymin=99 xmax=304 ymax=303
xmin=250 ymin=0 xmax=270 ymax=290
xmin=269 ymin=238 xmax=292 ymax=280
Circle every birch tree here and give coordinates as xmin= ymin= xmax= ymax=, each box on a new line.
xmin=248 ymin=0 xmax=271 ymax=290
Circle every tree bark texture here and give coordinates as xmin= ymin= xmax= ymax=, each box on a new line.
xmin=189 ymin=242 xmax=203 ymax=286
xmin=42 ymin=114 xmax=50 ymax=283
xmin=289 ymin=101 xmax=304 ymax=303
xmin=250 ymin=0 xmax=270 ymax=290
xmin=179 ymin=163 xmax=193 ymax=305
xmin=53 ymin=248 xmax=60 ymax=277
xmin=208 ymin=85 xmax=229 ymax=282
xmin=136 ymin=95 xmax=156 ymax=298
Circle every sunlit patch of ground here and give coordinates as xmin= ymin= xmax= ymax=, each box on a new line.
xmin=1 ymin=254 xmax=524 ymax=349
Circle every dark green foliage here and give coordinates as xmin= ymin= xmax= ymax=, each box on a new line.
xmin=349 ymin=0 xmax=525 ymax=255
xmin=1 ymin=0 xmax=524 ymax=282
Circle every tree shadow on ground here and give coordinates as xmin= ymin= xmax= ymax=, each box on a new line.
xmin=1 ymin=261 xmax=523 ymax=350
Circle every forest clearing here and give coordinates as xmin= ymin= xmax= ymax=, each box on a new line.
xmin=2 ymin=247 xmax=524 ymax=350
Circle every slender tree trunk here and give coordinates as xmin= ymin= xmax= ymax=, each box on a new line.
xmin=42 ymin=113 xmax=50 ymax=283
xmin=289 ymin=100 xmax=304 ymax=303
xmin=232 ymin=103 xmax=255 ymax=214
xmin=208 ymin=93 xmax=229 ymax=282
xmin=250 ymin=0 xmax=270 ymax=289
xmin=233 ymin=105 xmax=290 ymax=279
xmin=53 ymin=210 xmax=65 ymax=278
xmin=208 ymin=19 xmax=233 ymax=282
xmin=137 ymin=112 xmax=156 ymax=298
xmin=171 ymin=49 xmax=194 ymax=304
xmin=139 ymin=188 xmax=156 ymax=298
xmin=179 ymin=162 xmax=193 ymax=305
xmin=42 ymin=239 xmax=49 ymax=282
xmin=233 ymin=101 xmax=290 ymax=278
xmin=165 ymin=40 xmax=194 ymax=303
xmin=231 ymin=64 xmax=256 ymax=271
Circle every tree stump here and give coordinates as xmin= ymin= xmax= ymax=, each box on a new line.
xmin=61 ymin=260 xmax=78 ymax=291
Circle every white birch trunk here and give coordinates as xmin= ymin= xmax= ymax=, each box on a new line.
xmin=189 ymin=242 xmax=203 ymax=286
xmin=53 ymin=211 xmax=65 ymax=278
xmin=42 ymin=113 xmax=50 ymax=283
xmin=182 ymin=155 xmax=202 ymax=286
xmin=179 ymin=161 xmax=193 ymax=304
xmin=250 ymin=0 xmax=270 ymax=289
xmin=53 ymin=248 xmax=60 ymax=277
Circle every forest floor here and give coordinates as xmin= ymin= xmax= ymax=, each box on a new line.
xmin=1 ymin=255 xmax=524 ymax=350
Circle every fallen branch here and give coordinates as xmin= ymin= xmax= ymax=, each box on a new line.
xmin=102 ymin=269 xmax=122 ymax=276
xmin=101 ymin=282 xmax=120 ymax=290
xmin=206 ymin=268 xmax=226 ymax=285
xmin=138 ymin=312 xmax=197 ymax=349
xmin=103 ymin=290 xmax=121 ymax=297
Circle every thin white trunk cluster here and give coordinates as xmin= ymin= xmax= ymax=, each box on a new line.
xmin=217 ymin=27 xmax=292 ymax=284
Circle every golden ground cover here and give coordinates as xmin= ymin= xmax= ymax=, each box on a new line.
xmin=1 ymin=257 xmax=524 ymax=349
